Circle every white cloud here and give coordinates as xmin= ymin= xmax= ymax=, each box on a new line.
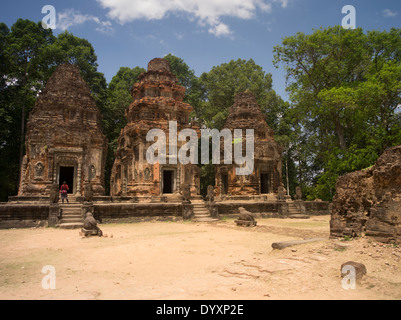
xmin=383 ymin=9 xmax=398 ymax=18
xmin=96 ymin=0 xmax=286 ymax=37
xmin=57 ymin=9 xmax=114 ymax=34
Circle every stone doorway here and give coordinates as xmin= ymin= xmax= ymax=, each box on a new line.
xmin=260 ymin=173 xmax=269 ymax=194
xmin=163 ymin=170 xmax=174 ymax=194
xmin=59 ymin=166 xmax=75 ymax=194
xmin=221 ymin=173 xmax=229 ymax=195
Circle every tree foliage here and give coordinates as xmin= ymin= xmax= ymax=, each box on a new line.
xmin=274 ymin=26 xmax=401 ymax=200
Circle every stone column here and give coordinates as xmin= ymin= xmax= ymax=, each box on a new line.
xmin=76 ymin=161 xmax=82 ymax=196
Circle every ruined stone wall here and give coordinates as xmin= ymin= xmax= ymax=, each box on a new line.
xmin=330 ymin=145 xmax=401 ymax=243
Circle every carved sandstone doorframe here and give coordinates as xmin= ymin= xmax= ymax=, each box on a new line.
xmin=53 ymin=153 xmax=83 ymax=196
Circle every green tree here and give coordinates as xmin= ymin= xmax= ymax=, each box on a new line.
xmin=42 ymin=30 xmax=107 ymax=107
xmin=3 ymin=19 xmax=54 ymax=196
xmin=273 ymin=26 xmax=401 ymax=200
xmin=199 ymin=58 xmax=283 ymax=130
xmin=102 ymin=66 xmax=145 ymax=194
xmin=163 ymin=53 xmax=205 ymax=121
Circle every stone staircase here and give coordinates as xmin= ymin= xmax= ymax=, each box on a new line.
xmin=287 ymin=201 xmax=309 ymax=219
xmin=192 ymin=200 xmax=219 ymax=223
xmin=57 ymin=196 xmax=84 ymax=229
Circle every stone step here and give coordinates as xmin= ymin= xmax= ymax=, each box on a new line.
xmin=288 ymin=214 xmax=310 ymax=219
xmin=193 ymin=217 xmax=219 ymax=223
xmin=60 ymin=218 xmax=83 ymax=224
xmin=61 ymin=208 xmax=81 ymax=212
xmin=58 ymin=222 xmax=84 ymax=230
xmin=62 ymin=214 xmax=82 ymax=219
xmin=194 ymin=214 xmax=210 ymax=218
xmin=191 ymin=200 xmax=217 ymax=222
xmin=194 ymin=208 xmax=209 ymax=213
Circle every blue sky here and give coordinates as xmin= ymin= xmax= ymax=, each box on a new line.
xmin=2 ymin=0 xmax=401 ymax=100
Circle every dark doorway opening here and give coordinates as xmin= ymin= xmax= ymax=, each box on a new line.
xmin=163 ymin=170 xmax=174 ymax=194
xmin=59 ymin=166 xmax=74 ymax=194
xmin=221 ymin=173 xmax=228 ymax=195
xmin=260 ymin=173 xmax=269 ymax=194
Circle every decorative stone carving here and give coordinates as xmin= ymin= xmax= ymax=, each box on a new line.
xmin=34 ymin=162 xmax=44 ymax=180
xmin=89 ymin=165 xmax=96 ymax=181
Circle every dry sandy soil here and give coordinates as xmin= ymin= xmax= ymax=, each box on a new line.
xmin=0 ymin=215 xmax=400 ymax=300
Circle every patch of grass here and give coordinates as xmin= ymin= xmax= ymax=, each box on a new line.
xmin=341 ymin=235 xmax=354 ymax=242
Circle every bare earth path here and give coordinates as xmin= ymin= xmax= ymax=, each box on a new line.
xmin=0 ymin=216 xmax=400 ymax=300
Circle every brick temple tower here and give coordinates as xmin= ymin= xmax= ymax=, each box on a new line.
xmin=18 ymin=63 xmax=108 ymax=198
xmin=215 ymin=91 xmax=282 ymax=200
xmin=110 ymin=58 xmax=200 ymax=201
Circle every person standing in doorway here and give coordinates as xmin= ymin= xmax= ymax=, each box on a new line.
xmin=60 ymin=181 xmax=69 ymax=204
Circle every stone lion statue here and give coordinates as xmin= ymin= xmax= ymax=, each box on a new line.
xmin=235 ymin=207 xmax=257 ymax=227
xmin=49 ymin=184 xmax=59 ymax=204
xmin=295 ymin=186 xmax=303 ymax=201
xmin=81 ymin=212 xmax=103 ymax=237
xmin=238 ymin=207 xmax=256 ymax=222
xmin=84 ymin=183 xmax=94 ymax=202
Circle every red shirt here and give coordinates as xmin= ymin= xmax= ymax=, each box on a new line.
xmin=60 ymin=184 xmax=69 ymax=194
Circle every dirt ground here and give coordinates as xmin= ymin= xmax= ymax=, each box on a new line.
xmin=0 ymin=215 xmax=400 ymax=300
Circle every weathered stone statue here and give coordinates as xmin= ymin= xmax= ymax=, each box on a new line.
xmin=81 ymin=212 xmax=103 ymax=237
xmin=235 ymin=207 xmax=257 ymax=227
xmin=205 ymin=185 xmax=219 ymax=219
xmin=277 ymin=183 xmax=286 ymax=201
xmin=84 ymin=183 xmax=94 ymax=203
xmin=49 ymin=184 xmax=59 ymax=204
xmin=295 ymin=186 xmax=303 ymax=201
xmin=182 ymin=184 xmax=191 ymax=203
xmin=206 ymin=185 xmax=215 ymax=203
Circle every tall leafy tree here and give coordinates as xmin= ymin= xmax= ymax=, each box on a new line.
xmin=163 ymin=53 xmax=205 ymax=120
xmin=273 ymin=26 xmax=401 ymax=200
xmin=4 ymin=19 xmax=54 ymax=195
xmin=42 ymin=30 xmax=107 ymax=107
xmin=199 ymin=58 xmax=285 ymax=131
